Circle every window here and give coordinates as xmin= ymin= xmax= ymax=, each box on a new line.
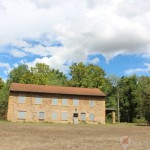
xmin=52 ymin=98 xmax=58 ymax=105
xmin=62 ymin=112 xmax=68 ymax=120
xmin=18 ymin=111 xmax=26 ymax=119
xmin=35 ymin=97 xmax=42 ymax=104
xmin=18 ymin=96 xmax=26 ymax=103
xmin=39 ymin=112 xmax=45 ymax=120
xmin=62 ymin=99 xmax=68 ymax=106
xmin=73 ymin=99 xmax=79 ymax=106
xmin=89 ymin=100 xmax=94 ymax=108
xmin=89 ymin=113 xmax=95 ymax=121
xmin=80 ymin=113 xmax=86 ymax=121
xmin=52 ymin=112 xmax=58 ymax=120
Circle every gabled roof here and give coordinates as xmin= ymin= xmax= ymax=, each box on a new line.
xmin=10 ymin=83 xmax=106 ymax=97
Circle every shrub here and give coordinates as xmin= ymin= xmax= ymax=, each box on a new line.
xmin=133 ymin=117 xmax=146 ymax=123
xmin=145 ymin=107 xmax=150 ymax=124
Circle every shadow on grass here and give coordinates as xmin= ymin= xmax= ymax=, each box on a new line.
xmin=136 ymin=123 xmax=150 ymax=126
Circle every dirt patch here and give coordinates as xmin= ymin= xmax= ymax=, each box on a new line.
xmin=0 ymin=122 xmax=150 ymax=150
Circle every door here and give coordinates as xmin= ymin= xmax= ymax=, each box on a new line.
xmin=80 ymin=113 xmax=86 ymax=122
xmin=73 ymin=113 xmax=78 ymax=124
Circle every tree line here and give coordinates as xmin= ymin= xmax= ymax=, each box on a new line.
xmin=0 ymin=62 xmax=149 ymax=123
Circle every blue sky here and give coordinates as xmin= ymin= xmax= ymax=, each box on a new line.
xmin=0 ymin=0 xmax=150 ymax=80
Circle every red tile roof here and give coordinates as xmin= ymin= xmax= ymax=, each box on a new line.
xmin=10 ymin=83 xmax=106 ymax=97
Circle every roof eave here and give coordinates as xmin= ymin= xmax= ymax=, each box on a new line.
xmin=10 ymin=90 xmax=106 ymax=97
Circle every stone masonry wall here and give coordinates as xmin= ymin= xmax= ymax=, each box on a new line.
xmin=7 ymin=92 xmax=105 ymax=124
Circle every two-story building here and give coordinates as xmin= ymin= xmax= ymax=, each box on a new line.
xmin=7 ymin=83 xmax=106 ymax=124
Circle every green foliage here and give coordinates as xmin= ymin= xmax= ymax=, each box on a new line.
xmin=0 ymin=83 xmax=9 ymax=119
xmin=105 ymin=75 xmax=150 ymax=123
xmin=105 ymin=75 xmax=120 ymax=108
xmin=69 ymin=62 xmax=106 ymax=89
xmin=145 ymin=108 xmax=150 ymax=124
xmin=106 ymin=113 xmax=113 ymax=123
xmin=9 ymin=64 xmax=29 ymax=83
xmin=0 ymin=61 xmax=149 ymax=123
xmin=133 ymin=117 xmax=146 ymax=123
xmin=141 ymin=79 xmax=150 ymax=123
xmin=118 ymin=75 xmax=141 ymax=122
xmin=8 ymin=63 xmax=68 ymax=86
xmin=0 ymin=78 xmax=4 ymax=90
xmin=47 ymin=69 xmax=68 ymax=86
xmin=20 ymin=71 xmax=36 ymax=84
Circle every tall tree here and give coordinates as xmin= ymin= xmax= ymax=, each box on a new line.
xmin=0 ymin=82 xmax=9 ymax=119
xmin=118 ymin=75 xmax=141 ymax=122
xmin=69 ymin=62 xmax=106 ymax=89
xmin=8 ymin=64 xmax=29 ymax=83
xmin=20 ymin=63 xmax=67 ymax=86
xmin=8 ymin=63 xmax=68 ymax=86
xmin=47 ymin=69 xmax=68 ymax=86
xmin=105 ymin=75 xmax=120 ymax=108
xmin=0 ymin=77 xmax=4 ymax=89
xmin=30 ymin=63 xmax=50 ymax=85
xmin=138 ymin=76 xmax=150 ymax=123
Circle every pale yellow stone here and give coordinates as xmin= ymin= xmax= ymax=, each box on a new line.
xmin=7 ymin=92 xmax=105 ymax=124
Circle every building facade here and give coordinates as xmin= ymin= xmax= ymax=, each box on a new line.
xmin=7 ymin=83 xmax=106 ymax=124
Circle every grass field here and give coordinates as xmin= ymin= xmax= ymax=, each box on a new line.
xmin=0 ymin=121 xmax=150 ymax=150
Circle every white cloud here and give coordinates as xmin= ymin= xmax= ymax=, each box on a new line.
xmin=0 ymin=0 xmax=150 ymax=73
xmin=13 ymin=63 xmax=18 ymax=68
xmin=125 ymin=63 xmax=150 ymax=75
xmin=10 ymin=49 xmax=27 ymax=57
xmin=87 ymin=57 xmax=100 ymax=65
xmin=0 ymin=62 xmax=12 ymax=74
xmin=26 ymin=56 xmax=69 ymax=73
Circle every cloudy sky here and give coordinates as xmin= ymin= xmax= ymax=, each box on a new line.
xmin=0 ymin=0 xmax=150 ymax=80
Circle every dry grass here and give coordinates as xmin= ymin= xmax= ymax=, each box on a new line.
xmin=0 ymin=121 xmax=150 ymax=150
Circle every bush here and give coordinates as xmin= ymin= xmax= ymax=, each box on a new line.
xmin=133 ymin=117 xmax=146 ymax=123
xmin=106 ymin=113 xmax=112 ymax=123
xmin=145 ymin=107 xmax=150 ymax=124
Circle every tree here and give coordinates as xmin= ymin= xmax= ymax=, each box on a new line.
xmin=145 ymin=106 xmax=150 ymax=124
xmin=139 ymin=76 xmax=150 ymax=123
xmin=69 ymin=62 xmax=106 ymax=89
xmin=30 ymin=63 xmax=50 ymax=85
xmin=105 ymin=75 xmax=120 ymax=108
xmin=0 ymin=82 xmax=9 ymax=119
xmin=20 ymin=71 xmax=36 ymax=84
xmin=118 ymin=75 xmax=142 ymax=122
xmin=47 ymin=69 xmax=68 ymax=86
xmin=8 ymin=64 xmax=29 ymax=83
xmin=0 ymin=77 xmax=4 ymax=89
xmin=30 ymin=63 xmax=68 ymax=86
xmin=8 ymin=63 xmax=68 ymax=86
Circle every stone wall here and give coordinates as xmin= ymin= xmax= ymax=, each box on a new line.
xmin=7 ymin=92 xmax=105 ymax=124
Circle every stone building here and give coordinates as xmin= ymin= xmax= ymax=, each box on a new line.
xmin=7 ymin=83 xmax=106 ymax=124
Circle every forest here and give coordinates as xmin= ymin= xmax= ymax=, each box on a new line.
xmin=0 ymin=62 xmax=150 ymax=123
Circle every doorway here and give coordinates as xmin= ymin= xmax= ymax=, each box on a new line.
xmin=73 ymin=113 xmax=78 ymax=124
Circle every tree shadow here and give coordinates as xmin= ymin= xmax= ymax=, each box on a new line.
xmin=136 ymin=123 xmax=150 ymax=126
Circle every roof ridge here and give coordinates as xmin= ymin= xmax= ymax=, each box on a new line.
xmin=11 ymin=83 xmax=99 ymax=90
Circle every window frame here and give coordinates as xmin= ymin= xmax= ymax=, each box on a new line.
xmin=89 ymin=100 xmax=95 ymax=108
xmin=38 ymin=112 xmax=45 ymax=120
xmin=52 ymin=112 xmax=58 ymax=121
xmin=61 ymin=111 xmax=68 ymax=121
xmin=35 ymin=96 xmax=42 ymax=104
xmin=89 ymin=113 xmax=95 ymax=121
xmin=51 ymin=98 xmax=58 ymax=105
xmin=80 ymin=113 xmax=86 ymax=121
xmin=62 ymin=99 xmax=68 ymax=106
xmin=73 ymin=99 xmax=79 ymax=106
xmin=18 ymin=96 xmax=26 ymax=104
xmin=18 ymin=111 xmax=26 ymax=120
